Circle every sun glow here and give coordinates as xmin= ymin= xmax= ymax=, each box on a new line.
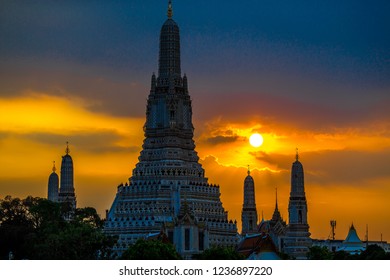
xmin=249 ymin=133 xmax=263 ymax=148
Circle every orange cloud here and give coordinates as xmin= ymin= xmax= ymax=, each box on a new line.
xmin=0 ymin=92 xmax=143 ymax=136
xmin=0 ymin=92 xmax=144 ymax=179
xmin=1 ymin=92 xmax=390 ymax=243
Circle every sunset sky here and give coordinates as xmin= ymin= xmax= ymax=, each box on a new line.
xmin=1 ymin=0 xmax=389 ymax=241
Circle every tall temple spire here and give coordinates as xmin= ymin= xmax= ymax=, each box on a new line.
xmin=167 ymin=0 xmax=173 ymax=19
xmin=247 ymin=165 xmax=250 ymax=175
xmin=65 ymin=141 xmax=70 ymax=155
xmin=48 ymin=160 xmax=59 ymax=202
xmin=241 ymin=169 xmax=258 ymax=235
xmin=157 ymin=0 xmax=181 ymax=85
xmin=275 ymin=187 xmax=278 ymax=210
xmin=59 ymin=141 xmax=76 ymax=210
xmin=291 ymin=148 xmax=304 ymax=195
xmin=271 ymin=187 xmax=282 ymax=222
xmin=104 ymin=3 xmax=238 ymax=258
xmin=285 ymin=149 xmax=311 ymax=259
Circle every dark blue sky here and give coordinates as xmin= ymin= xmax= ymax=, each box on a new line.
xmin=1 ymin=0 xmax=389 ymax=123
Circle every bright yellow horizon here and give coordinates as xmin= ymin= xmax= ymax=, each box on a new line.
xmin=0 ymin=92 xmax=389 ymax=242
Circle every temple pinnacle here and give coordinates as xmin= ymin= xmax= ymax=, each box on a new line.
xmin=65 ymin=141 xmax=70 ymax=155
xmin=167 ymin=0 xmax=173 ymax=19
xmin=52 ymin=161 xmax=56 ymax=173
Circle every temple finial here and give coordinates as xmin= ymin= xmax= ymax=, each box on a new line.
xmin=167 ymin=0 xmax=173 ymax=19
xmin=247 ymin=165 xmax=250 ymax=175
xmin=65 ymin=141 xmax=70 ymax=155
xmin=52 ymin=161 xmax=56 ymax=173
xmin=275 ymin=187 xmax=278 ymax=210
xmin=295 ymin=147 xmax=299 ymax=161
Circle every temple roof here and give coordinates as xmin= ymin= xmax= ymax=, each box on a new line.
xmin=177 ymin=199 xmax=196 ymax=225
xmin=271 ymin=188 xmax=282 ymax=222
xmin=343 ymin=223 xmax=363 ymax=244
xmin=237 ymin=233 xmax=280 ymax=259
xmin=337 ymin=223 xmax=365 ymax=254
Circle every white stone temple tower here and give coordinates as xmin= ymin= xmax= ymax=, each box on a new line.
xmin=104 ymin=1 xmax=238 ymax=258
xmin=47 ymin=161 xmax=59 ymax=202
xmin=283 ymin=149 xmax=312 ymax=259
xmin=58 ymin=142 xmax=76 ymax=210
xmin=241 ymin=167 xmax=258 ymax=235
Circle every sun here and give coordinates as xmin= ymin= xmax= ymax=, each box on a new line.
xmin=249 ymin=133 xmax=264 ymax=148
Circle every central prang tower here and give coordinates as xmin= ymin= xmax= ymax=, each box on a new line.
xmin=138 ymin=0 xmax=204 ymax=193
xmin=104 ymin=1 xmax=238 ymax=259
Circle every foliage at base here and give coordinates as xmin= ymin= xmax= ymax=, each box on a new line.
xmin=193 ymin=245 xmax=245 ymax=260
xmin=120 ymin=239 xmax=182 ymax=260
xmin=308 ymin=245 xmax=390 ymax=260
xmin=0 ymin=196 xmax=116 ymax=260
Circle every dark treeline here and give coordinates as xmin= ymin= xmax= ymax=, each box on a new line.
xmin=2 ymin=196 xmax=389 ymax=260
xmin=0 ymin=196 xmax=243 ymax=260
xmin=0 ymin=196 xmax=116 ymax=260
xmin=308 ymin=245 xmax=390 ymax=260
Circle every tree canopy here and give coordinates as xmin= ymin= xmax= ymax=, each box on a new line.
xmin=307 ymin=245 xmax=390 ymax=260
xmin=307 ymin=246 xmax=333 ymax=260
xmin=120 ymin=239 xmax=182 ymax=260
xmin=194 ymin=245 xmax=245 ymax=260
xmin=0 ymin=196 xmax=116 ymax=260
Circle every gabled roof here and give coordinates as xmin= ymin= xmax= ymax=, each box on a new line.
xmin=237 ymin=233 xmax=279 ymax=259
xmin=177 ymin=200 xmax=196 ymax=225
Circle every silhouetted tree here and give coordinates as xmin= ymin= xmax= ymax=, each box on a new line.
xmin=0 ymin=196 xmax=43 ymax=259
xmin=121 ymin=239 xmax=181 ymax=260
xmin=0 ymin=196 xmax=116 ymax=260
xmin=307 ymin=246 xmax=333 ymax=260
xmin=194 ymin=245 xmax=245 ymax=260
xmin=74 ymin=207 xmax=103 ymax=228
xmin=359 ymin=245 xmax=389 ymax=260
xmin=333 ymin=250 xmax=352 ymax=260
